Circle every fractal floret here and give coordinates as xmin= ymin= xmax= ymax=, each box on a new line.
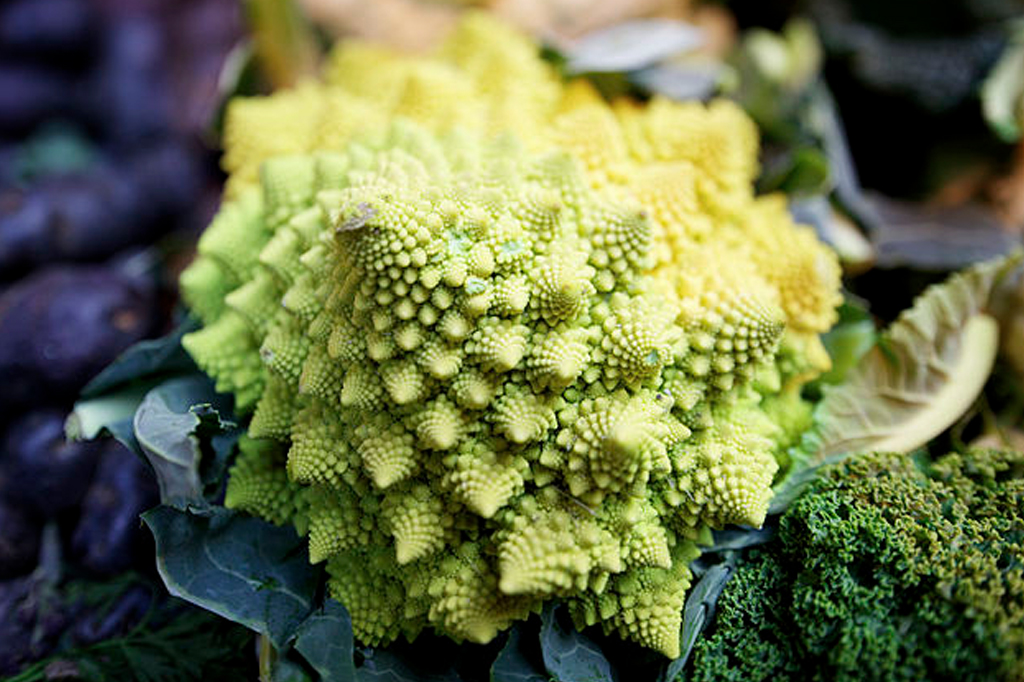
xmin=179 ymin=14 xmax=842 ymax=659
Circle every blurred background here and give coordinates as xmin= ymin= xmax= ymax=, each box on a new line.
xmin=0 ymin=0 xmax=1022 ymax=679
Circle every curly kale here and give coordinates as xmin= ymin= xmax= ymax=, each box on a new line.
xmin=686 ymin=449 xmax=1024 ymax=682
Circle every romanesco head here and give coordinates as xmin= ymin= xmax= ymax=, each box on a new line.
xmin=180 ymin=13 xmax=842 ymax=659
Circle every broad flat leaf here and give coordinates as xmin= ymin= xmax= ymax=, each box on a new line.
xmin=68 ymin=320 xmax=207 ymax=456
xmin=133 ymin=376 xmax=235 ymax=508
xmin=665 ymin=562 xmax=735 ymax=682
xmin=630 ymin=61 xmax=722 ymax=101
xmin=81 ymin=319 xmax=199 ymax=398
xmin=772 ymin=252 xmax=1024 ymax=511
xmin=491 ymin=623 xmax=548 ymax=682
xmin=143 ymin=506 xmax=318 ymax=650
xmin=540 ymin=604 xmax=617 ymax=682
xmin=700 ymin=527 xmax=775 ymax=555
xmin=355 ymin=646 xmax=463 ymax=682
xmin=294 ymin=601 xmax=357 ymax=682
xmin=817 ymin=318 xmax=877 ymax=386
xmin=565 ymin=20 xmax=704 ymax=74
xmin=206 ymin=429 xmax=244 ymax=500
xmin=982 ymin=25 xmax=1024 ymax=142
xmin=65 ymin=383 xmax=151 ymax=453
xmin=274 ymin=656 xmax=315 ymax=682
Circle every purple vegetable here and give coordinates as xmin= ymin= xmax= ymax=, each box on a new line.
xmin=0 ymin=141 xmax=203 ymax=275
xmin=0 ymin=171 xmax=139 ymax=276
xmin=0 ymin=66 xmax=77 ymax=134
xmin=128 ymin=140 xmax=206 ymax=217
xmin=71 ymin=442 xmax=158 ymax=576
xmin=87 ymin=16 xmax=171 ymax=145
xmin=0 ymin=576 xmax=73 ymax=675
xmin=0 ymin=266 xmax=156 ymax=409
xmin=0 ymin=497 xmax=42 ymax=580
xmin=0 ymin=409 xmax=102 ymax=517
xmin=0 ymin=0 xmax=95 ymax=56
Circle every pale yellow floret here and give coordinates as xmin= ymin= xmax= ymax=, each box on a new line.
xmin=308 ymin=486 xmax=378 ymax=563
xmin=383 ymin=484 xmax=447 ymax=564
xmin=287 ymin=403 xmax=356 ymax=487
xmin=427 ymin=545 xmax=540 ymax=644
xmin=356 ymin=419 xmax=419 ymax=489
xmin=413 ymin=395 xmax=465 ymax=451
xmin=568 ymin=540 xmax=701 ymax=658
xmin=497 ymin=494 xmax=621 ymax=596
xmin=224 ymin=436 xmax=306 ymax=529
xmin=530 ymin=250 xmax=596 ymax=325
xmin=490 ymin=386 xmax=557 ymax=444
xmin=180 ymin=311 xmax=266 ymax=412
xmin=226 ymin=272 xmax=282 ymax=337
xmin=526 ymin=328 xmax=590 ymax=391
xmin=742 ymin=195 xmax=843 ymax=335
xmin=298 ymin=343 xmax=345 ymax=403
xmin=179 ymin=256 xmax=233 ymax=324
xmin=445 ymin=441 xmax=524 ymax=518
xmin=222 ymin=86 xmax=323 ymax=196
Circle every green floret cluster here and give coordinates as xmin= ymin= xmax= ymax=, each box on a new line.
xmin=179 ymin=118 xmax=814 ymax=658
xmin=177 ymin=27 xmax=845 ymax=666
xmin=685 ymin=448 xmax=1024 ymax=681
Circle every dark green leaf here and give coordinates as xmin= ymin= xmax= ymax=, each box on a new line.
xmin=81 ymin=319 xmax=199 ymax=399
xmin=665 ymin=563 xmax=736 ymax=682
xmin=700 ymin=527 xmax=775 ymax=555
xmin=491 ymin=623 xmax=548 ymax=682
xmin=142 ymin=506 xmax=318 ymax=650
xmin=768 ymin=462 xmax=824 ymax=515
xmin=759 ymin=146 xmax=831 ymax=196
xmin=294 ymin=601 xmax=357 ymax=682
xmin=540 ymin=604 xmax=617 ymax=682
xmin=205 ymin=429 xmax=244 ymax=500
xmin=67 ymin=321 xmax=208 ymax=456
xmin=5 ymin=592 xmax=256 ymax=682
xmin=133 ymin=376 xmax=235 ymax=508
xmin=355 ymin=646 xmax=463 ymax=682
xmin=274 ymin=656 xmax=315 ymax=682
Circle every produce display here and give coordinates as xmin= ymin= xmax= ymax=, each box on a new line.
xmin=3 ymin=1 xmax=1023 ymax=680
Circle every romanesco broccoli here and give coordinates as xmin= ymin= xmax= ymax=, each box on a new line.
xmin=179 ymin=13 xmax=842 ymax=658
